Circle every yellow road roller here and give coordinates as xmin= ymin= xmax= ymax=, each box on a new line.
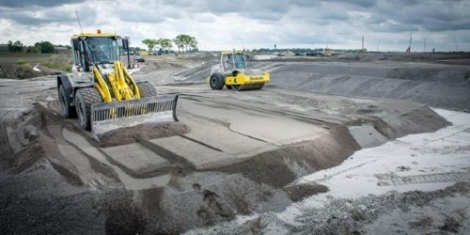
xmin=208 ymin=51 xmax=270 ymax=91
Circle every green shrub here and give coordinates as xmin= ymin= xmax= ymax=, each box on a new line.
xmin=39 ymin=60 xmax=71 ymax=72
xmin=16 ymin=60 xmax=29 ymax=65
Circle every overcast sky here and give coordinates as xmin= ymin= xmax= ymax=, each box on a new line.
xmin=0 ymin=0 xmax=469 ymax=52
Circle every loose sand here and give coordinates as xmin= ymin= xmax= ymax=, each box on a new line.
xmin=0 ymin=53 xmax=469 ymax=234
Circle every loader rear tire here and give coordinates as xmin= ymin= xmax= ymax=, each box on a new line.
xmin=137 ymin=82 xmax=157 ymax=97
xmin=210 ymin=73 xmax=224 ymax=90
xmin=75 ymin=88 xmax=102 ymax=130
xmin=59 ymin=85 xmax=76 ymax=118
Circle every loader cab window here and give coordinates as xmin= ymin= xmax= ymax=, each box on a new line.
xmin=71 ymin=39 xmax=87 ymax=70
xmin=85 ymin=37 xmax=120 ymax=64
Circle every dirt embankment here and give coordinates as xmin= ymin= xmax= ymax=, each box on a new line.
xmin=0 ymin=54 xmax=73 ymax=79
xmin=188 ymin=182 xmax=470 ymax=235
xmin=0 ymin=98 xmax=451 ymax=234
xmin=268 ymin=60 xmax=470 ymax=111
xmin=0 ymin=106 xmax=310 ymax=233
xmin=0 ymin=102 xmax=464 ymax=234
xmin=100 ymin=122 xmax=191 ymax=147
xmin=0 ymin=54 xmax=461 ymax=234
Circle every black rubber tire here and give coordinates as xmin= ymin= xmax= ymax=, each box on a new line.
xmin=137 ymin=82 xmax=159 ymax=111
xmin=258 ymin=83 xmax=265 ymax=90
xmin=58 ymin=85 xmax=76 ymax=118
xmin=75 ymin=88 xmax=102 ymax=130
xmin=137 ymin=82 xmax=157 ymax=97
xmin=226 ymin=85 xmax=232 ymax=89
xmin=210 ymin=73 xmax=224 ymax=90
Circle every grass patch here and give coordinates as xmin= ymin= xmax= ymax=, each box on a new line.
xmin=0 ymin=52 xmax=52 ymax=57
xmin=39 ymin=60 xmax=72 ymax=72
xmin=16 ymin=60 xmax=29 ymax=66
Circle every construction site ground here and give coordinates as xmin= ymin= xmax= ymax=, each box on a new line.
xmin=1 ymin=53 xmax=470 ymax=234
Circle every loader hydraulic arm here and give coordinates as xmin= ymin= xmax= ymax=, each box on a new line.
xmin=93 ymin=61 xmax=141 ymax=102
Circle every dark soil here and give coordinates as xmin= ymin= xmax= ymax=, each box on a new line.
xmin=99 ymin=122 xmax=191 ymax=147
xmin=284 ymin=183 xmax=329 ymax=202
xmin=215 ymin=126 xmax=360 ymax=188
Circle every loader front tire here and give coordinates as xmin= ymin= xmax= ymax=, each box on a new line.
xmin=59 ymin=85 xmax=76 ymax=118
xmin=138 ymin=82 xmax=159 ymax=112
xmin=137 ymin=82 xmax=157 ymax=97
xmin=210 ymin=73 xmax=224 ymax=90
xmin=75 ymin=88 xmax=102 ymax=130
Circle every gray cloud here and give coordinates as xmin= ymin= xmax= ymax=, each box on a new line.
xmin=0 ymin=0 xmax=85 ymax=8
xmin=0 ymin=4 xmax=97 ymax=26
xmin=117 ymin=13 xmax=166 ymax=23
xmin=0 ymin=0 xmax=469 ymax=51
xmin=240 ymin=11 xmax=285 ymax=21
xmin=368 ymin=0 xmax=470 ymax=32
xmin=322 ymin=0 xmax=377 ymax=8
xmin=3 ymin=13 xmax=74 ymax=25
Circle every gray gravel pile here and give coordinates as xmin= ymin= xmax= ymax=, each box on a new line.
xmin=184 ymin=182 xmax=470 ymax=235
xmin=174 ymin=61 xmax=218 ymax=81
xmin=173 ymin=55 xmax=470 ymax=110
xmin=269 ymin=62 xmax=470 ymax=111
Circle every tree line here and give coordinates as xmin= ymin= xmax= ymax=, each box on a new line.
xmin=3 ymin=40 xmax=69 ymax=53
xmin=142 ymin=34 xmax=198 ymax=54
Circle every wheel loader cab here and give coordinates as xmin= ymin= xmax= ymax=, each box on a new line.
xmin=70 ymin=32 xmax=122 ymax=72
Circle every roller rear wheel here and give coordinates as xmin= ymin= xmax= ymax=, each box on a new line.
xmin=210 ymin=73 xmax=224 ymax=90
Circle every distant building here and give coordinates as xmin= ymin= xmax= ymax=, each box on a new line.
xmin=54 ymin=46 xmax=70 ymax=54
xmin=283 ymin=51 xmax=295 ymax=56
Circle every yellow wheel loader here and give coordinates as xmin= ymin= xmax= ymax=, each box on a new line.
xmin=209 ymin=51 xmax=270 ymax=91
xmin=57 ymin=30 xmax=178 ymax=141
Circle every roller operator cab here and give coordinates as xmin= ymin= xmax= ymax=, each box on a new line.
xmin=208 ymin=51 xmax=270 ymax=91
xmin=57 ymin=30 xmax=178 ymax=142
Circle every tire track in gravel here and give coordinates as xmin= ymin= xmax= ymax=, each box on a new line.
xmin=179 ymin=94 xmax=335 ymax=127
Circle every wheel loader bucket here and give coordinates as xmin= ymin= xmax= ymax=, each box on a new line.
xmin=91 ymin=94 xmax=179 ymax=142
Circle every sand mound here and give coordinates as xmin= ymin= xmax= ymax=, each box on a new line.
xmin=269 ymin=62 xmax=470 ymax=111
xmin=0 ymin=105 xmax=355 ymax=234
xmin=216 ymin=126 xmax=360 ymax=188
xmin=197 ymin=182 xmax=470 ymax=234
xmin=0 ymin=92 xmax=456 ymax=234
xmin=99 ymin=122 xmax=191 ymax=147
xmin=0 ymin=63 xmax=47 ymax=79
xmin=0 ymin=108 xmax=44 ymax=171
xmin=186 ymin=52 xmax=217 ymax=60
xmin=140 ymin=61 xmax=187 ymax=72
xmin=173 ymin=61 xmax=218 ymax=82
